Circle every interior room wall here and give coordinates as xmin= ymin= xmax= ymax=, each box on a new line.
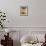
xmin=0 ymin=0 xmax=46 ymax=46
xmin=0 ymin=0 xmax=46 ymax=27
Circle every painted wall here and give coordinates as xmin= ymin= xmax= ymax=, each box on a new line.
xmin=0 ymin=0 xmax=46 ymax=27
xmin=0 ymin=0 xmax=46 ymax=46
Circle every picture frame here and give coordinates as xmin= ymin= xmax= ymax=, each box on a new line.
xmin=20 ymin=6 xmax=28 ymax=16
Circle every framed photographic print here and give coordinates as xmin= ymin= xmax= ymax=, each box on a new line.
xmin=20 ymin=6 xmax=28 ymax=16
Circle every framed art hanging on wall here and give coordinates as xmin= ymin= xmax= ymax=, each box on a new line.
xmin=20 ymin=6 xmax=28 ymax=16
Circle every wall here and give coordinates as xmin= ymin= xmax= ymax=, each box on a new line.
xmin=0 ymin=0 xmax=46 ymax=46
xmin=0 ymin=0 xmax=46 ymax=27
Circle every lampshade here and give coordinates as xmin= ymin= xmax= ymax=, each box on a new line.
xmin=5 ymin=29 xmax=10 ymax=33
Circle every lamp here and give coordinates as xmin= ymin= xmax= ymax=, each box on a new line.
xmin=5 ymin=29 xmax=10 ymax=37
xmin=5 ymin=29 xmax=9 ymax=33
